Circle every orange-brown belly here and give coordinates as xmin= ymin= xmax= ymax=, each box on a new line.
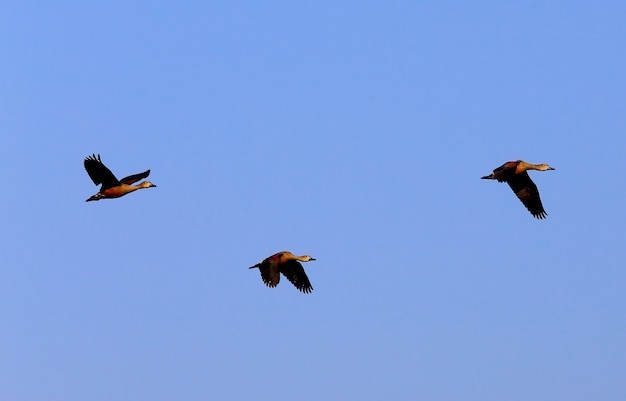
xmin=101 ymin=187 xmax=128 ymax=198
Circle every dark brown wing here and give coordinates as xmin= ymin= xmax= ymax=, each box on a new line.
xmin=84 ymin=154 xmax=120 ymax=190
xmin=506 ymin=171 xmax=547 ymax=219
xmin=120 ymin=170 xmax=150 ymax=185
xmin=280 ymin=260 xmax=313 ymax=293
xmin=257 ymin=259 xmax=281 ymax=288
xmin=486 ymin=162 xmax=517 ymax=182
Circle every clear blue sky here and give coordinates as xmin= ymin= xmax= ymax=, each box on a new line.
xmin=2 ymin=2 xmax=626 ymax=400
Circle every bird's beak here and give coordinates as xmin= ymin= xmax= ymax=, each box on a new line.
xmin=548 ymin=167 xmax=555 ymax=170
xmin=310 ymin=257 xmax=316 ymax=261
xmin=150 ymin=183 xmax=157 ymax=187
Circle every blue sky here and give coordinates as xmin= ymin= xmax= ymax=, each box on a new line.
xmin=2 ymin=2 xmax=626 ymax=400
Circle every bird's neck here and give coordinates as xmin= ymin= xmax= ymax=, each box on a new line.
xmin=120 ymin=183 xmax=144 ymax=193
xmin=135 ymin=182 xmax=151 ymax=189
xmin=516 ymin=161 xmax=542 ymax=173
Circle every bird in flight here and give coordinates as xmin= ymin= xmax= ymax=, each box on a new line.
xmin=250 ymin=251 xmax=316 ymax=293
xmin=481 ymin=160 xmax=555 ymax=219
xmin=84 ymin=154 xmax=156 ymax=202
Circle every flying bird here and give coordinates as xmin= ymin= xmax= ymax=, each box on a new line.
xmin=249 ymin=251 xmax=316 ymax=293
xmin=481 ymin=160 xmax=555 ymax=219
xmin=84 ymin=154 xmax=156 ymax=202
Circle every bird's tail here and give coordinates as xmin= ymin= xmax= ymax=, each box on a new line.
xmin=85 ymin=193 xmax=103 ymax=202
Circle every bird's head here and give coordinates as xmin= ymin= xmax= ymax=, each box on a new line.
xmin=539 ymin=164 xmax=555 ymax=171
xmin=141 ymin=181 xmax=157 ymax=188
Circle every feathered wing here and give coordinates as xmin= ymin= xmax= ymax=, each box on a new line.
xmin=489 ymin=162 xmax=516 ymax=182
xmin=280 ymin=260 xmax=313 ymax=293
xmin=506 ymin=171 xmax=547 ymax=219
xmin=84 ymin=154 xmax=120 ymax=190
xmin=120 ymin=170 xmax=151 ymax=185
xmin=257 ymin=260 xmax=281 ymax=288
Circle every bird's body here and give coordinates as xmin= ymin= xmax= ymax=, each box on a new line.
xmin=84 ymin=154 xmax=156 ymax=202
xmin=481 ymin=160 xmax=555 ymax=219
xmin=249 ymin=251 xmax=316 ymax=293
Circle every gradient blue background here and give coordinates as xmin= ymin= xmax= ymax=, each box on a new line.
xmin=3 ymin=2 xmax=626 ymax=400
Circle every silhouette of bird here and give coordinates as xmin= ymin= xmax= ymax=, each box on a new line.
xmin=84 ymin=154 xmax=156 ymax=202
xmin=249 ymin=251 xmax=316 ymax=293
xmin=481 ymin=160 xmax=555 ymax=219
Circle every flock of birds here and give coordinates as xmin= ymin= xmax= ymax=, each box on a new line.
xmin=84 ymin=154 xmax=555 ymax=293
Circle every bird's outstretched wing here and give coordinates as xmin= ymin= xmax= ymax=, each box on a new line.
xmin=482 ymin=162 xmax=516 ymax=182
xmin=506 ymin=171 xmax=547 ymax=219
xmin=84 ymin=154 xmax=120 ymax=190
xmin=120 ymin=170 xmax=151 ymax=185
xmin=256 ymin=260 xmax=281 ymax=288
xmin=280 ymin=260 xmax=313 ymax=293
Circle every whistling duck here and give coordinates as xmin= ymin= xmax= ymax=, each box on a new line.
xmin=249 ymin=251 xmax=316 ymax=293
xmin=481 ymin=160 xmax=555 ymax=219
xmin=84 ymin=154 xmax=156 ymax=202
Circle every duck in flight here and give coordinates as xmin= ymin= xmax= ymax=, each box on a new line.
xmin=250 ymin=251 xmax=316 ymax=293
xmin=481 ymin=160 xmax=555 ymax=219
xmin=84 ymin=154 xmax=156 ymax=202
